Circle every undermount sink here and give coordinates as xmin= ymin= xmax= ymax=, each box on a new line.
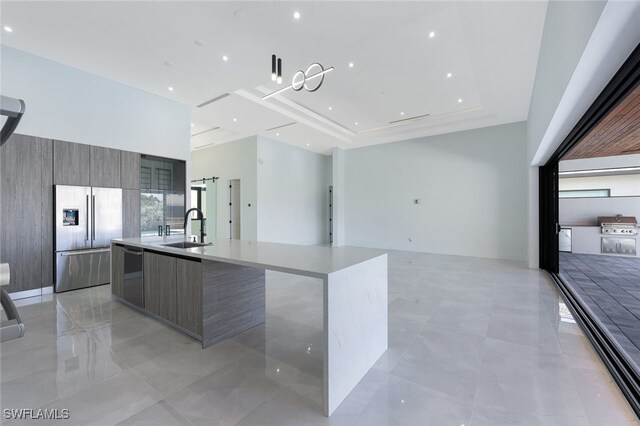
xmin=161 ymin=241 xmax=210 ymax=249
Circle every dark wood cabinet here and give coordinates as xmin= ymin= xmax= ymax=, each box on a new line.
xmin=40 ymin=139 xmax=54 ymax=288
xmin=120 ymin=151 xmax=140 ymax=190
xmin=111 ymin=245 xmax=125 ymax=298
xmin=90 ymin=146 xmax=120 ymax=188
xmin=0 ymin=134 xmax=52 ymax=293
xmin=144 ymin=252 xmax=177 ymax=323
xmin=53 ymin=140 xmax=90 ymax=186
xmin=122 ymin=189 xmax=141 ymax=238
xmin=177 ymin=258 xmax=203 ymax=336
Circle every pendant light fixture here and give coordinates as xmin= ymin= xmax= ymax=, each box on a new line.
xmin=271 ymin=55 xmax=277 ymax=81
xmin=277 ymin=58 xmax=283 ymax=84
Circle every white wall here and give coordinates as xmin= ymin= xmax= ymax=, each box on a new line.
xmin=560 ymin=197 xmax=640 ymax=226
xmin=331 ymin=147 xmax=346 ymax=247
xmin=344 ymin=122 xmax=528 ymax=262
xmin=190 ymin=137 xmax=258 ymax=240
xmin=1 ymin=46 xmax=190 ymax=160
xmin=526 ymin=1 xmax=606 ymax=165
xmin=525 ymin=0 xmax=616 ymax=267
xmin=256 ymin=137 xmax=331 ymax=245
xmin=560 ymin=175 xmax=640 ymax=197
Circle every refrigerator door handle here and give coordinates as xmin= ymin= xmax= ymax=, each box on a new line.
xmin=60 ymin=248 xmax=110 ymax=256
xmin=86 ymin=195 xmax=90 ymax=242
xmin=91 ymin=195 xmax=96 ymax=241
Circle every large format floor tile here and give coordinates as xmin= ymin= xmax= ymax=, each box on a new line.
xmin=0 ymin=250 xmax=636 ymax=425
xmin=560 ymin=252 xmax=640 ymax=371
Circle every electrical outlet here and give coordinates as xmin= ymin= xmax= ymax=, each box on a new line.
xmin=414 ymin=199 xmax=421 ymax=204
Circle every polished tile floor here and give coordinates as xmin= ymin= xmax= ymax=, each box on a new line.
xmin=560 ymin=252 xmax=640 ymax=370
xmin=1 ymin=251 xmax=637 ymax=425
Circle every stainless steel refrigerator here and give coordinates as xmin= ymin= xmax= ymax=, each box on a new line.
xmin=54 ymin=185 xmax=122 ymax=292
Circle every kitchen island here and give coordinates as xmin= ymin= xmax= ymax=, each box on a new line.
xmin=110 ymin=236 xmax=388 ymax=416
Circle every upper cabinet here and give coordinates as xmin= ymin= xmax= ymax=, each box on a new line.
xmin=140 ymin=155 xmax=186 ymax=192
xmin=54 ymin=141 xmax=124 ymax=188
xmin=121 ymin=151 xmax=140 ymax=190
xmin=90 ymin=146 xmax=121 ymax=188
xmin=53 ymin=140 xmax=90 ymax=186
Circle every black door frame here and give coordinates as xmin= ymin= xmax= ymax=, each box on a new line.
xmin=538 ymin=41 xmax=640 ymax=416
xmin=540 ymin=42 xmax=640 ymax=272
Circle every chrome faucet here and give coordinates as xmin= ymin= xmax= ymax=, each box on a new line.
xmin=184 ymin=208 xmax=206 ymax=243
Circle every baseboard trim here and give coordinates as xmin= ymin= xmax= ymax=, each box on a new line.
xmin=8 ymin=286 xmax=53 ymax=300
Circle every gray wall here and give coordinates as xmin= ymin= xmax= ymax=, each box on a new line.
xmin=190 ymin=136 xmax=332 ymax=245
xmin=190 ymin=137 xmax=258 ymax=241
xmin=344 ymin=122 xmax=528 ymax=261
xmin=257 ymin=137 xmax=331 ymax=245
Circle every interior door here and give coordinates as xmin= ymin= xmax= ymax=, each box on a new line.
xmin=55 ymin=185 xmax=92 ymax=252
xmin=92 ymin=187 xmax=122 ymax=248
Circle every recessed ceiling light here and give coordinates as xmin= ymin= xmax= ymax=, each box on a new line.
xmin=293 ymin=11 xmax=301 ymax=19
xmin=400 ymin=112 xmax=405 ymax=116
xmin=429 ymin=31 xmax=435 ymax=38
xmin=458 ymin=98 xmax=463 ymax=103
xmin=348 ymin=62 xmax=354 ymax=68
xmin=306 ymin=143 xmax=310 ymax=146
xmin=233 ymin=118 xmax=237 ymax=122
xmin=222 ymin=55 xmax=228 ymax=61
xmin=276 ymin=132 xmax=280 ymax=136
xmin=355 ymin=122 xmax=359 ymax=126
xmin=194 ymin=39 xmax=205 ymax=47
xmin=3 ymin=26 xmax=13 ymax=33
xmin=328 ymin=106 xmax=333 ymax=111
xmin=191 ymin=123 xmax=194 ymax=127
xmin=446 ymin=72 xmax=452 ymax=78
xmin=168 ymin=86 xmax=174 ymax=92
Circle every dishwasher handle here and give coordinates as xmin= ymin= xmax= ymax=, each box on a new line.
xmin=122 ymin=248 xmax=143 ymax=256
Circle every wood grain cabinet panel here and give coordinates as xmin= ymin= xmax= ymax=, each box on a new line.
xmin=176 ymin=258 xmax=203 ymax=336
xmin=120 ymin=151 xmax=140 ymax=190
xmin=0 ymin=134 xmax=48 ymax=292
xmin=111 ymin=245 xmax=125 ymax=298
xmin=90 ymin=146 xmax=121 ymax=188
xmin=122 ymin=189 xmax=141 ymax=238
xmin=53 ymin=140 xmax=90 ymax=186
xmin=144 ymin=252 xmax=177 ymax=323
xmin=41 ymin=139 xmax=53 ymax=287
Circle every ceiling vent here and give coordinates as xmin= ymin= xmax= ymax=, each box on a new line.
xmin=388 ymin=113 xmax=431 ymax=125
xmin=194 ymin=142 xmax=216 ymax=150
xmin=265 ymin=122 xmax=297 ymax=131
xmin=190 ymin=126 xmax=220 ymax=137
xmin=197 ymin=93 xmax=230 ymax=108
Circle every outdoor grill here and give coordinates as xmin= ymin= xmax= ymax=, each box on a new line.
xmin=599 ymin=215 xmax=638 ymax=236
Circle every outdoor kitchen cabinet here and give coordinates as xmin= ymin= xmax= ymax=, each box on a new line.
xmin=602 ymin=237 xmax=637 ymax=256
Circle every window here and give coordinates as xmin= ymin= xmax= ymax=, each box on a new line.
xmin=559 ymin=189 xmax=610 ymax=198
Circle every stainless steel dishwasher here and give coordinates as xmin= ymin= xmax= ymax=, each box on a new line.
xmin=123 ymin=247 xmax=144 ymax=308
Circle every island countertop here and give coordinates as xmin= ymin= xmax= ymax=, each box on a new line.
xmin=112 ymin=236 xmax=387 ymax=278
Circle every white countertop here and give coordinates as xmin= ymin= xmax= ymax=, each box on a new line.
xmin=112 ymin=237 xmax=387 ymax=278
